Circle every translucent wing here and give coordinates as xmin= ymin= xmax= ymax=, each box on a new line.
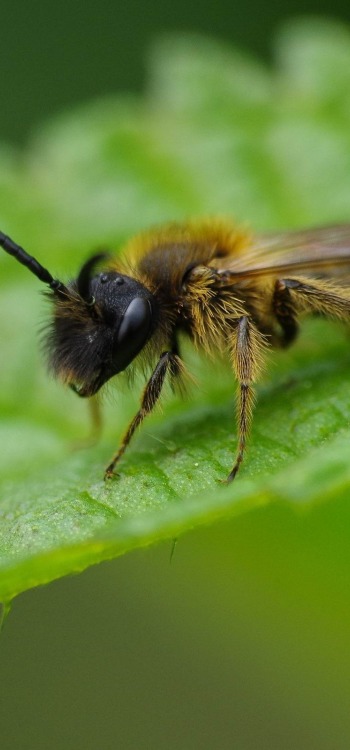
xmin=215 ymin=224 xmax=350 ymax=279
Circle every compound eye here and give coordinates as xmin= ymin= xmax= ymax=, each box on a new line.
xmin=113 ymin=297 xmax=153 ymax=372
xmin=117 ymin=297 xmax=152 ymax=346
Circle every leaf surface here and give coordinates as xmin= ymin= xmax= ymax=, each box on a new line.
xmin=1 ymin=20 xmax=350 ymax=600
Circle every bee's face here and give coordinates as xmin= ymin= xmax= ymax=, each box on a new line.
xmin=48 ymin=270 xmax=156 ymax=397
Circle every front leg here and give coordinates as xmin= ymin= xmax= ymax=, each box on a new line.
xmin=71 ymin=395 xmax=103 ymax=451
xmin=105 ymin=351 xmax=182 ymax=479
xmin=227 ymin=316 xmax=265 ymax=482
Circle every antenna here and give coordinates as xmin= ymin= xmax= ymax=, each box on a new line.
xmin=0 ymin=230 xmax=68 ymax=296
xmin=76 ymin=252 xmax=110 ymax=303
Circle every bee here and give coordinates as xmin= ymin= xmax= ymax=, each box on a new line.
xmin=2 ymin=218 xmax=350 ymax=482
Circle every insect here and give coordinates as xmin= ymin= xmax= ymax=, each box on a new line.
xmin=2 ymin=218 xmax=350 ymax=482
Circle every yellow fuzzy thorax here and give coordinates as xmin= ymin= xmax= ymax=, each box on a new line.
xmin=112 ymin=217 xmax=252 ymax=270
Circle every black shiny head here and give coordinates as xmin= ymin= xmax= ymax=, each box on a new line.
xmin=48 ymin=262 xmax=157 ymax=397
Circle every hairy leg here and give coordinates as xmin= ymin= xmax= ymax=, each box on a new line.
xmin=105 ymin=351 xmax=182 ymax=479
xmin=273 ymin=279 xmax=299 ymax=347
xmin=279 ymin=277 xmax=350 ymax=320
xmin=227 ymin=316 xmax=265 ymax=482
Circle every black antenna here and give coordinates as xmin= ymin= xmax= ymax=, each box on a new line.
xmin=0 ymin=230 xmax=68 ymax=296
xmin=76 ymin=252 xmax=110 ymax=303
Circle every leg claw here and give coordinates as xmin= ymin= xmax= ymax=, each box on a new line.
xmin=104 ymin=468 xmax=119 ymax=481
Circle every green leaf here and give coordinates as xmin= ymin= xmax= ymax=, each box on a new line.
xmin=2 ymin=19 xmax=350 ymax=601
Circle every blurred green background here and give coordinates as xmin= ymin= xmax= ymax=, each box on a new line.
xmin=2 ymin=2 xmax=350 ymax=749
xmin=2 ymin=0 xmax=350 ymax=145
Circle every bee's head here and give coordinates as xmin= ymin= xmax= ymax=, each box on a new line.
xmin=0 ymin=232 xmax=157 ymax=398
xmin=47 ymin=254 xmax=157 ymax=397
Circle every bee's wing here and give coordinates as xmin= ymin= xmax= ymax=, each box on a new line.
xmin=217 ymin=224 xmax=350 ymax=279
